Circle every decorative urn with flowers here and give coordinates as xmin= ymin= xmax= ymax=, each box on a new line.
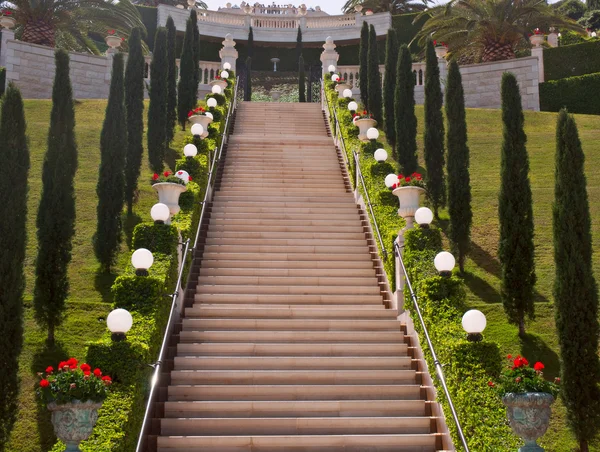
xmin=188 ymin=106 xmax=212 ymax=138
xmin=529 ymin=28 xmax=545 ymax=47
xmin=390 ymin=173 xmax=425 ymax=228
xmin=105 ymin=29 xmax=122 ymax=50
xmin=353 ymin=110 xmax=377 ymax=141
xmin=37 ymin=358 xmax=112 ymax=452
xmin=151 ymin=171 xmax=190 ymax=216
xmin=334 ymin=78 xmax=352 ymax=96
xmin=434 ymin=40 xmax=448 ymax=58
xmin=0 ymin=9 xmax=16 ymax=29
xmin=210 ymin=72 xmax=228 ymax=91
xmin=490 ymin=355 xmax=560 ymax=451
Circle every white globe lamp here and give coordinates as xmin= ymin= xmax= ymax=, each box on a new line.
xmin=150 ymin=203 xmax=170 ymax=224
xmin=190 ymin=124 xmax=204 ymax=138
xmin=184 ymin=143 xmax=198 ymax=157
xmin=348 ymin=101 xmax=358 ymax=113
xmin=415 ymin=207 xmax=434 ymax=227
xmin=223 ymin=62 xmax=232 ymax=70
xmin=462 ymin=309 xmax=487 ymax=342
xmin=434 ymin=251 xmax=455 ymax=276
xmin=107 ymin=308 xmax=133 ymax=342
xmin=211 ymin=84 xmax=223 ymax=94
xmin=205 ymin=112 xmax=213 ymax=120
xmin=374 ymin=148 xmax=387 ymax=163
xmin=207 ymin=97 xmax=218 ymax=108
xmin=131 ymin=248 xmax=154 ymax=276
xmin=221 ymin=70 xmax=230 ymax=79
xmin=328 ymin=64 xmax=336 ymax=74
xmin=176 ymin=170 xmax=190 ymax=184
xmin=332 ymin=74 xmax=340 ymax=82
xmin=384 ymin=173 xmax=399 ymax=189
xmin=343 ymin=89 xmax=353 ymax=99
xmin=366 ymin=127 xmax=379 ymax=141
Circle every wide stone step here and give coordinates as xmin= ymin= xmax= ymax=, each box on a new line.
xmin=201 ymin=245 xmax=371 ymax=255
xmin=208 ymin=218 xmax=364 ymax=228
xmin=214 ymin=195 xmax=353 ymax=203
xmin=194 ymin=284 xmax=381 ymax=296
xmin=179 ymin=331 xmax=403 ymax=344
xmin=198 ymin=260 xmax=375 ymax=270
xmin=193 ymin=293 xmax=383 ymax=305
xmin=181 ymin=318 xmax=398 ymax=331
xmin=198 ymin=267 xmax=375 ymax=277
xmin=164 ymin=399 xmax=426 ymax=418
xmin=211 ymin=201 xmax=357 ymax=209
xmin=205 ymin=231 xmax=366 ymax=240
xmin=176 ymin=342 xmax=407 ymax=357
xmin=200 ymin=253 xmax=374 ymax=263
xmin=187 ymin=306 xmax=393 ymax=319
xmin=196 ymin=275 xmax=378 ymax=287
xmin=209 ymin=213 xmax=362 ymax=221
xmin=170 ymin=369 xmax=418 ymax=385
xmin=204 ymin=239 xmax=369 ymax=249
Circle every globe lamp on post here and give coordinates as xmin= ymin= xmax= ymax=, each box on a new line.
xmin=415 ymin=207 xmax=433 ymax=228
xmin=366 ymin=127 xmax=379 ymax=142
xmin=211 ymin=85 xmax=223 ymax=95
xmin=374 ymin=148 xmax=387 ymax=163
xmin=184 ymin=143 xmax=198 ymax=157
xmin=150 ymin=203 xmax=170 ymax=225
xmin=434 ymin=251 xmax=455 ymax=277
xmin=328 ymin=64 xmax=336 ymax=75
xmin=462 ymin=309 xmax=487 ymax=342
xmin=107 ymin=308 xmax=133 ymax=342
xmin=343 ymin=89 xmax=353 ymax=99
xmin=207 ymin=97 xmax=218 ymax=109
xmin=348 ymin=101 xmax=358 ymax=115
xmin=222 ymin=62 xmax=232 ymax=71
xmin=221 ymin=70 xmax=230 ymax=79
xmin=131 ymin=248 xmax=154 ymax=276
xmin=384 ymin=173 xmax=399 ymax=189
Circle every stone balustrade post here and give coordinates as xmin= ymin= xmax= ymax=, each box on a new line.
xmin=531 ymin=46 xmax=544 ymax=83
xmin=219 ymin=33 xmax=238 ymax=73
xmin=0 ymin=29 xmax=15 ymax=84
xmin=320 ymin=36 xmax=339 ymax=77
xmin=547 ymin=30 xmax=559 ymax=48
xmin=300 ymin=16 xmax=307 ymax=29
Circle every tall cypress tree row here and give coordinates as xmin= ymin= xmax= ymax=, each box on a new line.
xmin=394 ymin=45 xmax=418 ymax=174
xmin=177 ymin=17 xmax=196 ymax=128
xmin=34 ymin=50 xmax=78 ymax=344
xmin=367 ymin=24 xmax=383 ymax=123
xmin=191 ymin=9 xmax=201 ymax=102
xmin=148 ymin=27 xmax=168 ymax=173
xmin=124 ymin=28 xmax=145 ymax=215
xmin=299 ymin=54 xmax=306 ymax=102
xmin=244 ymin=56 xmax=252 ymax=101
xmin=383 ymin=29 xmax=398 ymax=148
xmin=445 ymin=60 xmax=472 ymax=273
xmin=498 ymin=72 xmax=535 ymax=337
xmin=423 ymin=39 xmax=445 ymax=216
xmin=95 ymin=53 xmax=127 ymax=272
xmin=553 ymin=109 xmax=600 ymax=452
xmin=359 ymin=21 xmax=369 ymax=108
xmin=166 ymin=16 xmax=178 ymax=145
xmin=0 ymin=82 xmax=29 ymax=444
xmin=296 ymin=26 xmax=303 ymax=64
xmin=247 ymin=27 xmax=254 ymax=59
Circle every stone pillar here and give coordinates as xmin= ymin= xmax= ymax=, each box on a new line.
xmin=547 ymin=29 xmax=559 ymax=48
xmin=299 ymin=16 xmax=307 ymax=29
xmin=531 ymin=46 xmax=544 ymax=83
xmin=320 ymin=36 xmax=339 ymax=76
xmin=438 ymin=58 xmax=448 ymax=95
xmin=219 ymin=33 xmax=238 ymax=73
xmin=0 ymin=29 xmax=15 ymax=91
xmin=355 ymin=4 xmax=363 ymax=28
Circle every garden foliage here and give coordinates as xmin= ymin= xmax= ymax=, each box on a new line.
xmin=367 ymin=24 xmax=383 ymax=123
xmin=177 ymin=16 xmax=197 ymax=128
xmin=394 ymin=45 xmax=418 ymax=174
xmin=383 ymin=29 xmax=398 ymax=147
xmin=543 ymin=40 xmax=600 ymax=80
xmin=540 ymin=72 xmax=600 ymax=115
xmin=359 ymin=21 xmax=369 ymax=108
xmin=166 ymin=16 xmax=178 ymax=145
xmin=148 ymin=27 xmax=168 ymax=173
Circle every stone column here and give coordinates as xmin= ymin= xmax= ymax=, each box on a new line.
xmin=547 ymin=28 xmax=559 ymax=48
xmin=320 ymin=36 xmax=339 ymax=76
xmin=531 ymin=46 xmax=544 ymax=83
xmin=0 ymin=29 xmax=15 ymax=91
xmin=219 ymin=33 xmax=238 ymax=73
xmin=438 ymin=58 xmax=448 ymax=95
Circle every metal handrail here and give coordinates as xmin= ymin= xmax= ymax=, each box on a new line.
xmin=135 ymin=76 xmax=240 ymax=452
xmin=321 ymin=79 xmax=387 ymax=259
xmin=394 ymin=241 xmax=470 ymax=452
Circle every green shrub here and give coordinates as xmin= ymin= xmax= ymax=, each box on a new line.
xmin=540 ymin=72 xmax=600 ymax=115
xmin=392 ymin=13 xmax=426 ymax=54
xmin=176 ymin=155 xmax=204 ymax=181
xmin=544 ymin=40 xmax=600 ymax=81
xmin=135 ymin=5 xmax=157 ymax=50
xmin=206 ymin=92 xmax=226 ymax=106
xmin=131 ymin=223 xmax=178 ymax=255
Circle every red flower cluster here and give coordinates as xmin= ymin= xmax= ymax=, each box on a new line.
xmin=188 ymin=106 xmax=206 ymax=117
xmin=533 ymin=28 xmax=542 ymax=35
xmin=534 ymin=362 xmax=545 ymax=371
xmin=433 ymin=40 xmax=447 ymax=47
xmin=40 ymin=379 xmax=50 ymax=388
xmin=40 ymin=358 xmax=110 ymax=387
xmin=58 ymin=357 xmax=79 ymax=370
xmin=2 ymin=10 xmax=12 ymax=15
xmin=164 ymin=171 xmax=171 ymax=177
xmin=107 ymin=29 xmax=116 ymax=35
xmin=216 ymin=75 xmax=221 ymax=79
xmin=152 ymin=173 xmax=159 ymax=181
xmin=511 ymin=355 xmax=529 ymax=369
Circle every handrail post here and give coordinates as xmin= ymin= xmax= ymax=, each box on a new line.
xmin=395 ymin=234 xmax=406 ymax=313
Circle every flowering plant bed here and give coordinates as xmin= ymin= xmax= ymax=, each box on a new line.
xmin=188 ymin=106 xmax=209 ymax=118
xmin=390 ymin=172 xmax=425 ymax=189
xmin=151 ymin=171 xmax=189 ymax=186
xmin=433 ymin=40 xmax=447 ymax=47
xmin=36 ymin=358 xmax=111 ymax=404
xmin=352 ymin=110 xmax=373 ymax=120
xmin=490 ymin=355 xmax=560 ymax=396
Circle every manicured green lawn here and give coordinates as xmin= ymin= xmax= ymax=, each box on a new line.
xmin=414 ymin=106 xmax=600 ymax=451
xmin=6 ymin=100 xmax=189 ymax=452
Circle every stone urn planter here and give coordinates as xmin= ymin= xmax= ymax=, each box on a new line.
xmin=0 ymin=15 xmax=16 ymax=29
xmin=392 ymin=186 xmax=425 ymax=229
xmin=529 ymin=34 xmax=544 ymax=47
xmin=502 ymin=392 xmax=554 ymax=451
xmin=335 ymin=82 xmax=352 ymax=95
xmin=271 ymin=90 xmax=282 ymax=101
xmin=188 ymin=114 xmax=212 ymax=138
xmin=435 ymin=46 xmax=448 ymax=59
xmin=210 ymin=79 xmax=228 ymax=91
xmin=48 ymin=400 xmax=103 ymax=452
xmin=153 ymin=182 xmax=187 ymax=216
xmin=355 ymin=118 xmax=377 ymax=142
xmin=105 ymin=35 xmax=122 ymax=51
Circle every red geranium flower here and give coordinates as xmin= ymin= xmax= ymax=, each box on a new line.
xmin=59 ymin=361 xmax=67 ymax=369
xmin=80 ymin=363 xmax=91 ymax=372
xmin=46 ymin=366 xmax=54 ymax=374
xmin=487 ymin=381 xmax=495 ymax=387
xmin=522 ymin=357 xmax=529 ymax=366
xmin=188 ymin=176 xmax=193 ymax=181
xmin=398 ymin=174 xmax=404 ymax=179
xmin=188 ymin=111 xmax=194 ymax=117
xmin=40 ymin=379 xmax=50 ymax=388
xmin=507 ymin=354 xmax=512 ymax=359
xmin=4 ymin=10 xmax=12 ymax=15
xmin=107 ymin=29 xmax=115 ymax=35
xmin=391 ymin=183 xmax=397 ymax=189
xmin=93 ymin=368 xmax=102 ymax=377
xmin=534 ymin=362 xmax=545 ymax=371
xmin=152 ymin=173 xmax=159 ymax=181
xmin=163 ymin=171 xmax=170 ymax=177
xmin=405 ymin=177 xmax=411 ymax=182
xmin=84 ymin=370 xmax=91 ymax=376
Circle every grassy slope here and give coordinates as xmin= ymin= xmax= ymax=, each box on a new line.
xmin=6 ymin=99 xmax=188 ymax=452
xmin=414 ymin=106 xmax=600 ymax=451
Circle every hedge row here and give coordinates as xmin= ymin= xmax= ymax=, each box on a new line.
xmin=50 ymin=76 xmax=235 ymax=452
xmin=540 ymin=72 xmax=600 ymax=115
xmin=323 ymin=79 xmax=517 ymax=449
xmin=543 ymin=40 xmax=600 ymax=81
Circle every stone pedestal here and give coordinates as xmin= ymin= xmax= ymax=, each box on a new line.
xmin=320 ymin=36 xmax=339 ymax=77
xmin=219 ymin=33 xmax=238 ymax=73
xmin=531 ymin=46 xmax=544 ymax=83
xmin=547 ymin=30 xmax=559 ymax=48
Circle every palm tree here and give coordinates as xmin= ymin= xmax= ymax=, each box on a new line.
xmin=415 ymin=0 xmax=582 ymax=62
xmin=342 ymin=0 xmax=429 ymax=14
xmin=1 ymin=0 xmax=145 ymax=54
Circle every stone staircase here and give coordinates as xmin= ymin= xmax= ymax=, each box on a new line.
xmin=153 ymin=102 xmax=450 ymax=451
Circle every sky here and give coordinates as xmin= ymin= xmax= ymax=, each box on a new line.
xmin=207 ymin=0 xmax=348 ymax=15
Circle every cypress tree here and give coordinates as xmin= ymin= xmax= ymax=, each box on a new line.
xmin=498 ymin=72 xmax=535 ymax=337
xmin=0 ymin=82 xmax=29 ymax=443
xmin=296 ymin=26 xmax=303 ymax=65
xmin=383 ymin=29 xmax=398 ymax=148
xmin=359 ymin=21 xmax=369 ymax=108
xmin=148 ymin=27 xmax=168 ymax=173
xmin=299 ymin=54 xmax=306 ymax=102
xmin=553 ymin=109 xmax=600 ymax=452
xmin=191 ymin=10 xmax=201 ymax=100
xmin=367 ymin=24 xmax=383 ymax=123
xmin=247 ymin=27 xmax=254 ymax=59
xmin=95 ymin=53 xmax=127 ymax=272
xmin=177 ymin=17 xmax=196 ymax=128
xmin=244 ymin=56 xmax=252 ymax=101
xmin=445 ymin=60 xmax=472 ymax=273
xmin=166 ymin=17 xmax=178 ymax=145
xmin=34 ymin=50 xmax=78 ymax=344
xmin=124 ymin=28 xmax=145 ymax=215
xmin=394 ymin=45 xmax=418 ymax=174
xmin=423 ymin=39 xmax=445 ymax=217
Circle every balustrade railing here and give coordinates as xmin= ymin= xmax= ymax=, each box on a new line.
xmin=305 ymin=15 xmax=356 ymax=28
xmin=144 ymin=58 xmax=221 ymax=85
xmin=337 ymin=62 xmax=427 ymax=89
xmin=197 ymin=10 xmax=246 ymax=25
xmin=251 ymin=16 xmax=299 ymax=28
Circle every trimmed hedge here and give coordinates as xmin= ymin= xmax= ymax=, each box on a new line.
xmin=544 ymin=40 xmax=600 ymax=81
xmin=540 ymin=72 xmax=600 ymax=115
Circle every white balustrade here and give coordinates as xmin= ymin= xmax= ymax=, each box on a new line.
xmin=251 ymin=16 xmax=299 ymax=29
xmin=197 ymin=10 xmax=246 ymax=26
xmin=144 ymin=57 xmax=222 ymax=85
xmin=337 ymin=62 xmax=427 ymax=90
xmin=306 ymin=15 xmax=356 ymax=29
